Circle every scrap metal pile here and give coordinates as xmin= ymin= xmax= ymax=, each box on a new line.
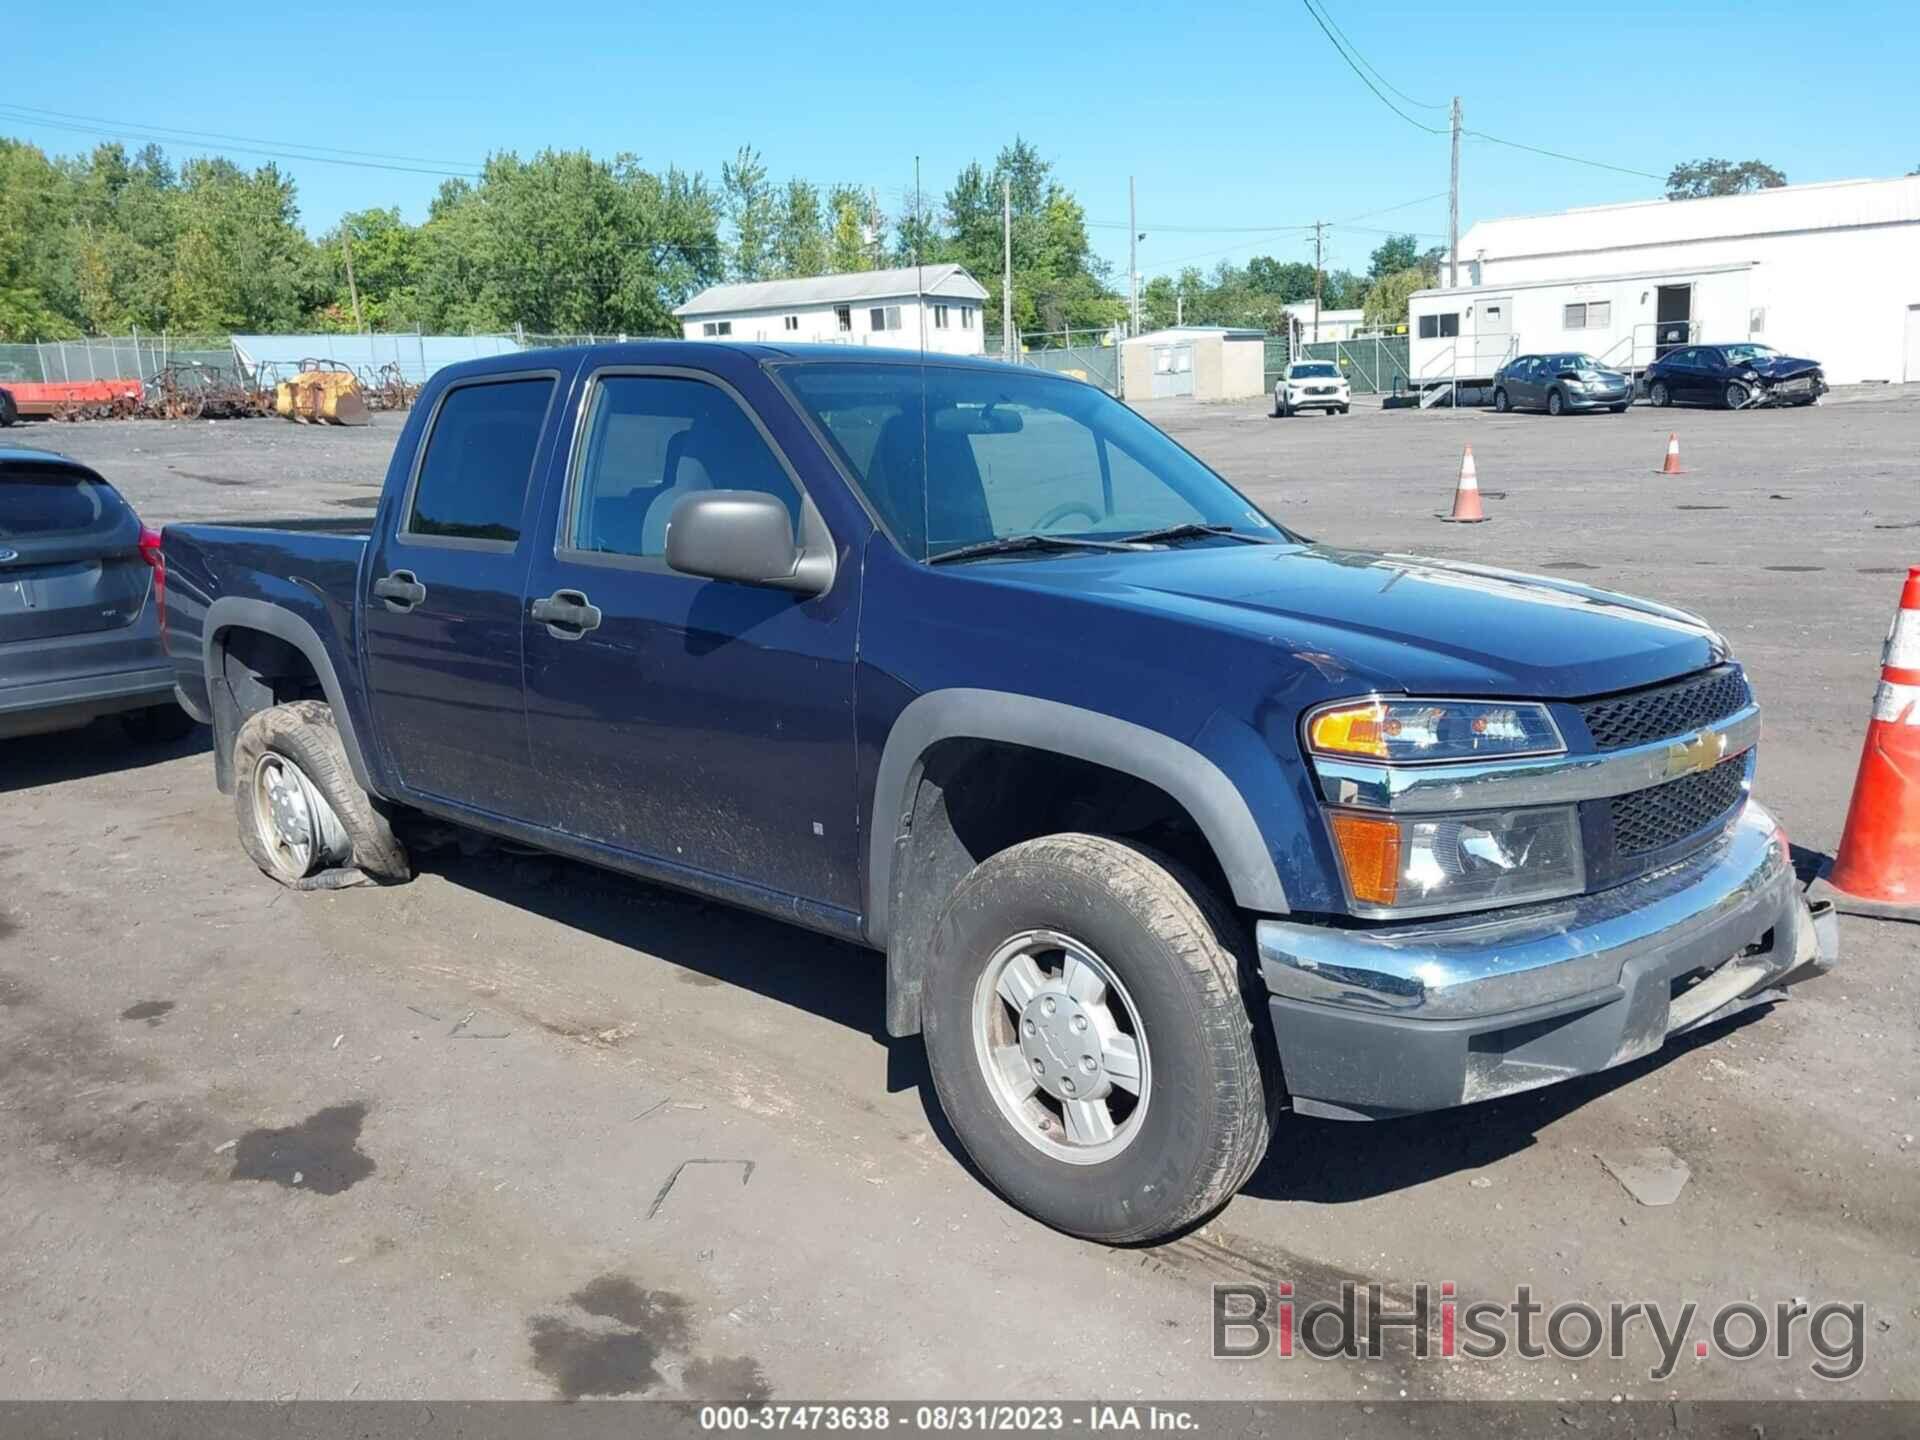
xmin=7 ymin=356 xmax=418 ymax=426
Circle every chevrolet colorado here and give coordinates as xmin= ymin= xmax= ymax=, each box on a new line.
xmin=160 ymin=342 xmax=1836 ymax=1242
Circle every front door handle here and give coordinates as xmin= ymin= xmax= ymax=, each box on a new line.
xmin=531 ymin=589 xmax=602 ymax=639
xmin=373 ymin=570 xmax=427 ymax=612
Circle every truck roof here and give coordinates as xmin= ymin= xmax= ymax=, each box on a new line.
xmin=433 ymin=339 xmax=1042 ymax=386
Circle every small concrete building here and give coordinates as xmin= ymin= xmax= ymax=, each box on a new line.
xmin=673 ymin=264 xmax=988 ymax=354
xmin=1411 ymin=175 xmax=1920 ymax=386
xmin=1120 ymin=326 xmax=1266 ymax=402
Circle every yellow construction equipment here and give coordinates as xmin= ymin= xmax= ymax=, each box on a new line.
xmin=275 ymin=363 xmax=370 ymax=426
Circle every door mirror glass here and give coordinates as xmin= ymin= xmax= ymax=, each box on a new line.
xmin=664 ymin=490 xmax=828 ymax=595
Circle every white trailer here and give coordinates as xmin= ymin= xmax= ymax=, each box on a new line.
xmin=1406 ymin=263 xmax=1757 ymax=399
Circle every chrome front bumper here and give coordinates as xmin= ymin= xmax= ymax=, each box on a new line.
xmin=1257 ymin=803 xmax=1836 ymax=1119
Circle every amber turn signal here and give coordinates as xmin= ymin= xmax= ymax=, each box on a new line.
xmin=1308 ymin=702 xmax=1389 ymax=759
xmin=1328 ymin=812 xmax=1401 ymax=906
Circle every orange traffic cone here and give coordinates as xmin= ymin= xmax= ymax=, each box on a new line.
xmin=1813 ymin=565 xmax=1920 ymax=921
xmin=1655 ymin=432 xmax=1687 ymax=475
xmin=1438 ymin=445 xmax=1488 ymax=523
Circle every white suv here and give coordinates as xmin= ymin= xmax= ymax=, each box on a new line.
xmin=1274 ymin=360 xmax=1351 ymax=417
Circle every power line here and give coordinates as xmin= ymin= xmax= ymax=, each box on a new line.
xmin=0 ymin=103 xmax=484 ymax=177
xmin=1462 ymin=130 xmax=1662 ymax=182
xmin=1297 ymin=0 xmax=1665 ymax=181
xmin=1298 ymin=0 xmax=1447 ymax=135
xmin=1309 ymin=2 xmax=1448 ymax=110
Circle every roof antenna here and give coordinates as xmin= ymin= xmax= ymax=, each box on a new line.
xmin=916 ymin=153 xmax=930 ymax=558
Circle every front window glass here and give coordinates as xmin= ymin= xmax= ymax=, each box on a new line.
xmin=1720 ymin=344 xmax=1778 ymax=365
xmin=779 ymin=362 xmax=1284 ymax=560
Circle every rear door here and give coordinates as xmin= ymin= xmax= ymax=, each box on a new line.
xmin=361 ymin=367 xmax=566 ymax=822
xmin=0 ymin=460 xmax=151 ymax=672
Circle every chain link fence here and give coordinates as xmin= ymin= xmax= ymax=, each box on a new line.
xmin=0 ymin=336 xmax=234 ymax=384
xmin=1264 ymin=336 xmax=1410 ymax=396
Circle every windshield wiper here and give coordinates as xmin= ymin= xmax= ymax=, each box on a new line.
xmin=927 ymin=533 xmax=1136 ymax=565
xmin=1117 ymin=522 xmax=1281 ymax=546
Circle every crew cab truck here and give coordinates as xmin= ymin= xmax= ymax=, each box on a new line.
xmin=161 ymin=342 xmax=1836 ymax=1243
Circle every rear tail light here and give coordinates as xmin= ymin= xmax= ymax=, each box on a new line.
xmin=138 ymin=523 xmax=167 ymax=650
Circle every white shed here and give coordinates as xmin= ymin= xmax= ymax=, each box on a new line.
xmin=1413 ymin=175 xmax=1920 ymax=386
xmin=673 ymin=264 xmax=988 ymax=355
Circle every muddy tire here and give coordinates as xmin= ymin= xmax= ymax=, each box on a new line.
xmin=922 ymin=834 xmax=1275 ymax=1244
xmin=121 ymin=702 xmax=198 ymax=745
xmin=233 ymin=700 xmax=409 ymax=890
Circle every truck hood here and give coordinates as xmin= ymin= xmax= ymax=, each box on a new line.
xmin=981 ymin=543 xmax=1727 ymax=699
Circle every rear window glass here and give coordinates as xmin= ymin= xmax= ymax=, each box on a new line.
xmin=0 ymin=465 xmax=124 ymax=538
xmin=407 ymin=377 xmax=554 ymax=543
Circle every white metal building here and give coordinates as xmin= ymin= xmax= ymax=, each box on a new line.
xmin=1281 ymin=304 xmax=1370 ymax=344
xmin=673 ymin=264 xmax=988 ymax=354
xmin=1409 ymin=176 xmax=1920 ymax=386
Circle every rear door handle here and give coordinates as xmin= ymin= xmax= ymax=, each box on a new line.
xmin=373 ymin=570 xmax=427 ymax=611
xmin=531 ymin=589 xmax=602 ymax=638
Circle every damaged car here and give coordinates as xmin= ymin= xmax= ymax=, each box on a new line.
xmin=1644 ymin=343 xmax=1826 ymax=410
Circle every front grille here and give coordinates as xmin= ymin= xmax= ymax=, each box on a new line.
xmin=1609 ymin=755 xmax=1749 ymax=856
xmin=1579 ymin=666 xmax=1751 ymax=750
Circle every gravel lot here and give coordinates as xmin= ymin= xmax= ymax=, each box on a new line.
xmin=3 ymin=386 xmax=1917 ymax=1407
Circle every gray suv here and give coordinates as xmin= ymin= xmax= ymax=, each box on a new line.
xmin=1 ymin=447 xmax=195 ymax=742
xmin=1493 ymin=353 xmax=1632 ymax=415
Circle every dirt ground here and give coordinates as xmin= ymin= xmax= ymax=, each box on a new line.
xmin=2 ymin=386 xmax=1917 ymax=1408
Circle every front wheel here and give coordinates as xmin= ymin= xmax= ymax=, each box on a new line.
xmin=922 ymin=834 xmax=1275 ymax=1243
xmin=0 ymin=389 xmax=17 ymax=428
xmin=1338 ymin=404 xmax=1350 ymax=414
xmin=233 ymin=700 xmax=410 ymax=889
xmin=1649 ymin=379 xmax=1671 ymax=408
xmin=1724 ymin=381 xmax=1750 ymax=410
xmin=1548 ymin=388 xmax=1566 ymax=416
xmin=1610 ymin=404 xmax=1628 ymax=414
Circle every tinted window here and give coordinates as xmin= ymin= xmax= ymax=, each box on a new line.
xmin=0 ymin=464 xmax=126 ymax=538
xmin=408 ymin=377 xmax=554 ymax=543
xmin=569 ymin=375 xmax=801 ymax=558
xmin=780 ymin=362 xmax=1283 ymax=559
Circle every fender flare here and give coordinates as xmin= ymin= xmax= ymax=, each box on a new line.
xmin=866 ymin=688 xmax=1289 ymax=950
xmin=202 ymin=597 xmax=378 ymax=796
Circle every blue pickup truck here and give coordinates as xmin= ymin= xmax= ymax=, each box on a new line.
xmin=161 ymin=342 xmax=1835 ymax=1242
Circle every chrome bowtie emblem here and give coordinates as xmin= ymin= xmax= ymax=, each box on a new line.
xmin=1665 ymin=728 xmax=1726 ymax=778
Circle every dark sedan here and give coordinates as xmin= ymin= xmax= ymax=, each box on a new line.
xmin=0 ymin=448 xmax=196 ymax=742
xmin=1492 ymin=353 xmax=1632 ymax=415
xmin=1644 ymin=343 xmax=1826 ymax=410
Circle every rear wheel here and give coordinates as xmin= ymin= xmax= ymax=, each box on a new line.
xmin=1338 ymin=405 xmax=1350 ymax=415
xmin=233 ymin=700 xmax=409 ymax=889
xmin=1649 ymin=379 xmax=1671 ymax=408
xmin=922 ymin=834 xmax=1275 ymax=1243
xmin=1492 ymin=387 xmax=1511 ymax=413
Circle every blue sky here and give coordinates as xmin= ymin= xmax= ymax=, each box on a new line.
xmin=12 ymin=1 xmax=1916 ymax=282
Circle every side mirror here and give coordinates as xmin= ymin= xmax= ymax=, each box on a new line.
xmin=664 ymin=490 xmax=833 ymax=595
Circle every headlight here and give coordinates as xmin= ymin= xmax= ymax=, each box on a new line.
xmin=1306 ymin=699 xmax=1564 ymax=763
xmin=1327 ymin=805 xmax=1585 ymax=916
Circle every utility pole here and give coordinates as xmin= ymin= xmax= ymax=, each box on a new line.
xmin=1311 ymin=221 xmax=1325 ymax=342
xmin=1448 ymin=96 xmax=1461 ymax=288
xmin=1001 ymin=180 xmax=1014 ymax=362
xmin=1127 ymin=176 xmax=1139 ymax=337
xmin=1175 ymin=293 xmax=1183 ymax=327
xmin=341 ymin=224 xmax=365 ymax=333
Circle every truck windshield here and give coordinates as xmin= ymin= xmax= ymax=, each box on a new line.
xmin=777 ymin=362 xmax=1286 ymax=560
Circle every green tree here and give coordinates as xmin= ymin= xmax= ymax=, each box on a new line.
xmin=721 ymin=145 xmax=777 ymax=281
xmin=0 ymin=140 xmax=80 ymax=339
xmin=1665 ymin=157 xmax=1787 ymax=199
xmin=1361 ymin=266 xmax=1429 ymax=329
xmin=826 ymin=184 xmax=881 ymax=273
xmin=774 ymin=179 xmax=828 ymax=278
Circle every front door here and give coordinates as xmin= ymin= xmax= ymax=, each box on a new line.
xmin=1656 ymin=285 xmax=1692 ymax=356
xmin=520 ymin=367 xmax=860 ymax=912
xmin=362 ymin=370 xmax=563 ymax=820
xmin=1472 ymin=296 xmax=1512 ymax=375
